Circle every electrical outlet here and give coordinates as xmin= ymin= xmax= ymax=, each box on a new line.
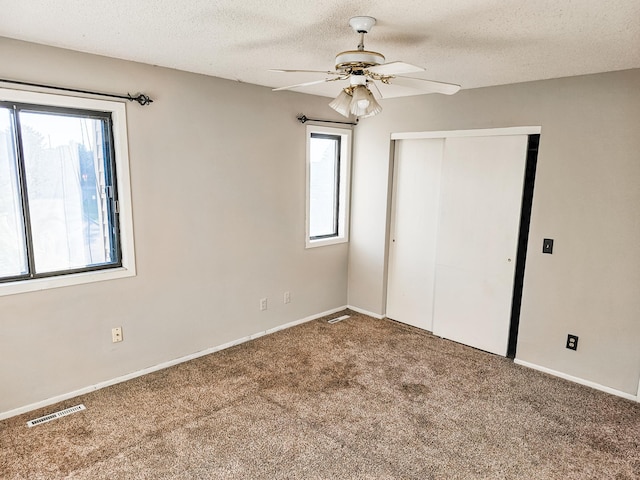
xmin=260 ymin=298 xmax=268 ymax=311
xmin=112 ymin=327 xmax=123 ymax=343
xmin=284 ymin=291 xmax=291 ymax=304
xmin=566 ymin=334 xmax=578 ymax=351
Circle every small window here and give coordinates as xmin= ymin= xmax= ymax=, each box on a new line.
xmin=306 ymin=125 xmax=351 ymax=248
xmin=0 ymin=89 xmax=135 ymax=295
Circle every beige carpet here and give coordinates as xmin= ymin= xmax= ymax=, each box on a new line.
xmin=1 ymin=310 xmax=639 ymax=479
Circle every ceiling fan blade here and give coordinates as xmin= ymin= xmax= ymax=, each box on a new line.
xmin=389 ymin=76 xmax=461 ymax=95
xmin=367 ymin=61 xmax=425 ymax=76
xmin=269 ymin=69 xmax=341 ymax=75
xmin=272 ymin=77 xmax=344 ymax=92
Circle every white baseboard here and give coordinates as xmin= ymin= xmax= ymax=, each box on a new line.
xmin=264 ymin=305 xmax=348 ymax=335
xmin=514 ymin=359 xmax=638 ymax=402
xmin=346 ymin=305 xmax=385 ymax=319
xmin=0 ymin=306 xmax=350 ymax=421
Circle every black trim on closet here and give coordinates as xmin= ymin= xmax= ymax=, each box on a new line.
xmin=507 ymin=134 xmax=540 ymax=358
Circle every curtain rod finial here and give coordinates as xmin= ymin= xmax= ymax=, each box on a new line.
xmin=129 ymin=93 xmax=153 ymax=106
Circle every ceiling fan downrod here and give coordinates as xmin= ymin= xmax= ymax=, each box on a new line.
xmin=357 ymin=32 xmax=366 ymax=51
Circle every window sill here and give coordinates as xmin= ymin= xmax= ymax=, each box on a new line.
xmin=0 ymin=266 xmax=136 ymax=297
xmin=306 ymin=236 xmax=349 ymax=249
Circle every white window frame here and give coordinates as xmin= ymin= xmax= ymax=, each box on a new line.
xmin=305 ymin=124 xmax=352 ymax=248
xmin=0 ymin=88 xmax=136 ymax=296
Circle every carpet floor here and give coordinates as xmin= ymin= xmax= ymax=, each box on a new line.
xmin=1 ymin=310 xmax=639 ymax=479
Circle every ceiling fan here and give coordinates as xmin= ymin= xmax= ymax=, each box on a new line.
xmin=271 ymin=16 xmax=461 ymax=119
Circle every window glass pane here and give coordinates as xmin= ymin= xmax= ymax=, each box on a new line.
xmin=0 ymin=108 xmax=28 ymax=278
xmin=20 ymin=111 xmax=115 ymax=273
xmin=309 ymin=136 xmax=339 ymax=238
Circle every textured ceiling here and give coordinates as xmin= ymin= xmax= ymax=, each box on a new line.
xmin=0 ymin=0 xmax=639 ymax=98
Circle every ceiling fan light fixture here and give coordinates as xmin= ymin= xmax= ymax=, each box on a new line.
xmin=329 ymin=85 xmax=382 ymax=119
xmin=328 ymin=88 xmax=353 ymax=118
xmin=349 ymin=85 xmax=382 ymax=118
xmin=363 ymin=94 xmax=382 ymax=118
xmin=350 ymin=85 xmax=371 ymax=116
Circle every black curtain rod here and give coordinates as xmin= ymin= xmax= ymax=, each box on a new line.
xmin=297 ymin=114 xmax=357 ymax=126
xmin=0 ymin=78 xmax=153 ymax=106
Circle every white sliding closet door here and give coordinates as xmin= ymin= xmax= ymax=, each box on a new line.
xmin=386 ymin=139 xmax=444 ymax=330
xmin=432 ymin=135 xmax=528 ymax=356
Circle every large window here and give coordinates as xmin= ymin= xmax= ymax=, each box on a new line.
xmin=306 ymin=125 xmax=351 ymax=248
xmin=0 ymin=89 xmax=135 ymax=295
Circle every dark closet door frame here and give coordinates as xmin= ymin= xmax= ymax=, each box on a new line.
xmin=507 ymin=133 xmax=540 ymax=358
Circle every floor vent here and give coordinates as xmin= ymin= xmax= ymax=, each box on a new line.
xmin=328 ymin=315 xmax=350 ymax=324
xmin=26 ymin=404 xmax=86 ymax=428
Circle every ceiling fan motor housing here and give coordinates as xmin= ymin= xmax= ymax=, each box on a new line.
xmin=335 ymin=50 xmax=385 ymax=72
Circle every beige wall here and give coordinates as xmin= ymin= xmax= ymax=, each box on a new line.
xmin=348 ymin=69 xmax=640 ymax=395
xmin=2 ymin=35 xmax=637 ymax=415
xmin=0 ymin=38 xmax=350 ymax=414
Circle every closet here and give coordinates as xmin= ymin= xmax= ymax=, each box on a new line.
xmin=386 ymin=128 xmax=538 ymax=356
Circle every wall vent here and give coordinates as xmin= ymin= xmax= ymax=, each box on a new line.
xmin=328 ymin=315 xmax=350 ymax=324
xmin=26 ymin=404 xmax=86 ymax=428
